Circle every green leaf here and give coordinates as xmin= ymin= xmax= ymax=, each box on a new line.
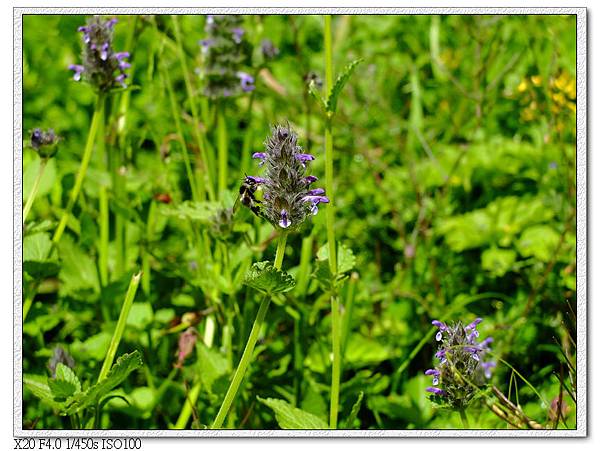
xmin=317 ymin=243 xmax=356 ymax=274
xmin=326 ymin=59 xmax=362 ymax=113
xmin=481 ymin=247 xmax=517 ymax=277
xmin=48 ymin=363 xmax=81 ymax=399
xmin=64 ymin=351 xmax=143 ymax=415
xmin=243 ymin=261 xmax=296 ymax=295
xmin=258 ymin=396 xmax=329 ymax=429
xmin=342 ymin=391 xmax=364 ymax=429
xmin=24 ymin=374 xmax=65 ymax=410
xmin=57 ymin=234 xmax=100 ymax=296
xmin=23 ymin=232 xmax=59 ymax=278
xmin=196 ymin=342 xmax=230 ymax=395
xmin=308 ymin=80 xmax=327 ymax=114
xmin=126 ymin=302 xmax=154 ymax=330
xmin=516 ymin=225 xmax=561 ymax=262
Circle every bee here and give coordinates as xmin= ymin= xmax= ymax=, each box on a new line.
xmin=235 ymin=176 xmax=263 ymax=217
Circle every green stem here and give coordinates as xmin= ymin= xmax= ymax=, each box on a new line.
xmin=98 ymin=186 xmax=109 ymax=287
xmin=324 ymin=14 xmax=340 ymax=430
xmin=217 ymin=105 xmax=228 ymax=198
xmin=211 ymin=232 xmax=288 ymax=429
xmin=97 ymin=271 xmax=142 ymax=382
xmin=174 ymin=382 xmax=202 ymax=429
xmin=330 ymin=295 xmax=341 ymax=429
xmin=172 ymin=15 xmax=215 ymax=201
xmin=459 ymin=409 xmax=470 ymax=429
xmin=23 ymin=158 xmax=48 ymax=224
xmin=53 ymin=93 xmax=105 ymax=244
xmin=162 ymin=63 xmax=200 ymax=203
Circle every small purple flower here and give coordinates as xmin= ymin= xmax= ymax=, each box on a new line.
xmin=425 ymin=369 xmax=441 ymax=385
xmin=481 ymin=361 xmax=496 ymax=379
xmin=237 ymin=72 xmax=255 ymax=92
xmin=199 ymin=38 xmax=214 ymax=53
xmin=261 ymin=39 xmax=279 ymax=59
xmin=303 ymin=175 xmax=318 ymax=184
xmin=246 ymin=176 xmax=267 ymax=184
xmin=115 ymin=73 xmax=127 ymax=88
xmin=106 ymin=18 xmax=118 ymax=28
xmin=302 ymin=195 xmax=330 ymax=215
xmin=308 ymin=188 xmax=325 ymax=196
xmin=426 ymin=387 xmax=446 ymax=396
xmin=295 ymin=153 xmax=315 ymax=167
xmin=279 ymin=209 xmax=290 ymax=228
xmin=465 ymin=318 xmax=482 ymax=331
xmin=232 ymin=27 xmax=244 ymax=44
xmin=100 ymin=42 xmax=109 ymax=61
xmin=68 ymin=64 xmax=85 ymax=81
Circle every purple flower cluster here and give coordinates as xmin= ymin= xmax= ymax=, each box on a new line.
xmin=246 ymin=124 xmax=329 ymax=230
xmin=425 ymin=317 xmax=496 ymax=408
xmin=68 ymin=16 xmax=131 ymax=92
xmin=199 ymin=15 xmax=254 ymax=98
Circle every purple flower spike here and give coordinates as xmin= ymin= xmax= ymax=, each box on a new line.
xmin=232 ymin=27 xmax=245 ymax=44
xmin=426 ymin=387 xmax=445 ymax=396
xmin=68 ymin=64 xmax=85 ymax=81
xmin=279 ymin=210 xmax=291 ymax=229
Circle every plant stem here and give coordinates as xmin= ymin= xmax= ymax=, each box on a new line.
xmin=172 ymin=15 xmax=215 ymax=201
xmin=324 ymin=15 xmax=337 ymax=274
xmin=174 ymin=382 xmax=202 ymax=429
xmin=324 ymin=14 xmax=341 ymax=430
xmin=211 ymin=232 xmax=288 ymax=429
xmin=459 ymin=409 xmax=471 ymax=429
xmin=53 ymin=93 xmax=105 ymax=244
xmin=330 ymin=295 xmax=341 ymax=429
xmin=23 ymin=158 xmax=48 ymax=224
xmin=98 ymin=186 xmax=109 ymax=287
xmin=97 ymin=271 xmax=142 ymax=382
xmin=162 ymin=63 xmax=200 ymax=203
xmin=217 ymin=105 xmax=228 ymax=198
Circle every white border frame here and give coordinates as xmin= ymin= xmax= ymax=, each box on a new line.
xmin=13 ymin=7 xmax=587 ymax=438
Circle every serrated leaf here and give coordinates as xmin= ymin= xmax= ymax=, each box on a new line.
xmin=24 ymin=374 xmax=65 ymax=410
xmin=308 ymin=80 xmax=327 ymax=114
xmin=64 ymin=351 xmax=143 ymax=415
xmin=258 ymin=396 xmax=329 ymax=429
xmin=243 ymin=261 xmax=296 ymax=295
xmin=326 ymin=59 xmax=362 ymax=113
xmin=342 ymin=391 xmax=364 ymax=429
xmin=48 ymin=363 xmax=81 ymax=399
